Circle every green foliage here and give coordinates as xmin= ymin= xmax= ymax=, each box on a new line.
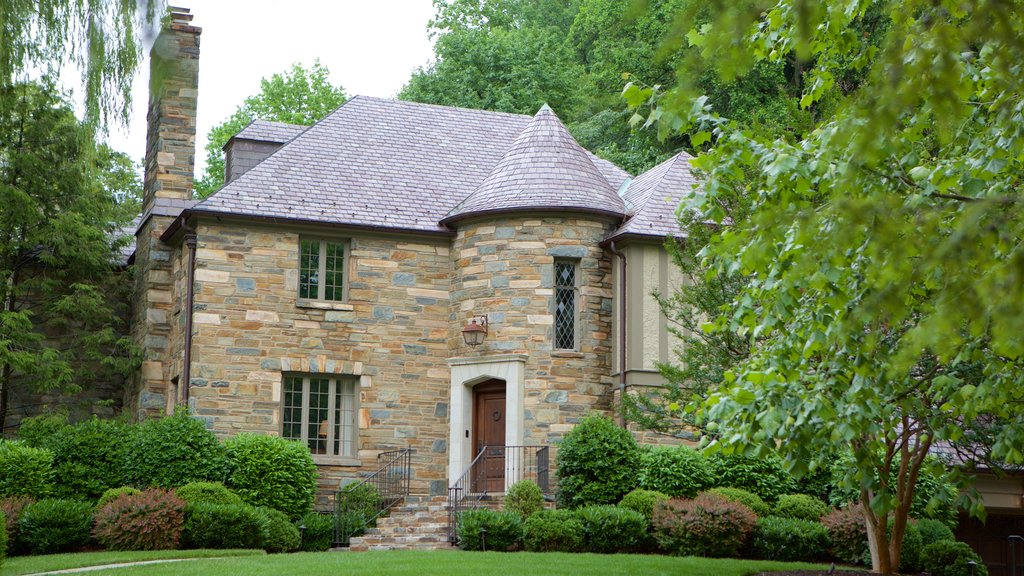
xmin=17 ymin=499 xmax=93 ymax=554
xmin=636 ymin=445 xmax=714 ymax=498
xmin=16 ymin=413 xmax=70 ymax=447
xmin=504 ymin=480 xmax=544 ymax=520
xmin=574 ymin=505 xmax=648 ymax=554
xmin=336 ymin=482 xmax=380 ymax=541
xmin=131 ymin=409 xmax=228 ymax=489
xmin=195 ymin=61 xmax=347 ymax=197
xmin=256 ymin=507 xmax=301 ymax=553
xmin=0 ymin=440 xmax=54 ymax=499
xmin=456 ymin=509 xmax=523 ymax=552
xmin=92 ymin=488 xmax=186 ymax=551
xmin=899 ymin=521 xmax=924 ymax=573
xmin=752 ymin=516 xmax=830 ymax=562
xmin=917 ymin=518 xmax=956 ymax=545
xmin=707 ymin=454 xmax=796 ymax=504
xmin=183 ymin=503 xmax=268 ymax=550
xmin=555 ymin=414 xmax=640 ymax=508
xmin=522 ymin=509 xmax=585 ymax=553
xmin=821 ymin=504 xmax=868 ymax=566
xmin=44 ymin=417 xmax=135 ymax=500
xmin=619 ymin=488 xmax=670 ymax=521
xmin=772 ymin=494 xmax=830 ymax=521
xmin=706 ymin=488 xmax=770 ymax=518
xmin=1 ymin=496 xmax=33 ymax=556
xmin=224 ymin=433 xmax=317 ymax=521
xmin=651 ymin=493 xmax=756 ymax=558
xmin=97 ymin=487 xmax=141 ymax=509
xmin=297 ymin=512 xmax=334 ymax=552
xmin=921 ymin=541 xmax=989 ymax=576
xmin=173 ymin=482 xmax=243 ymax=506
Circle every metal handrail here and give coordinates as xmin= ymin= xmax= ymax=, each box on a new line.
xmin=334 ymin=448 xmax=413 ymax=547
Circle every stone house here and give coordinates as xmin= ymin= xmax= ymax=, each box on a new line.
xmin=131 ymin=9 xmax=694 ymax=502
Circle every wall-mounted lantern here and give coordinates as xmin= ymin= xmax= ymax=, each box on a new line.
xmin=462 ymin=314 xmax=488 ymax=346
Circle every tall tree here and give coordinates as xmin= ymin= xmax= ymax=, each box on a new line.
xmin=0 ymin=81 xmax=140 ymax=431
xmin=195 ymin=61 xmax=348 ymax=198
xmin=627 ymin=0 xmax=1024 ymax=572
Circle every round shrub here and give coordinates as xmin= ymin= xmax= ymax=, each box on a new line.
xmin=97 ymin=486 xmax=141 ymax=509
xmin=257 ymin=507 xmax=301 ymax=553
xmin=555 ymin=414 xmax=639 ymax=508
xmin=523 ymin=509 xmax=584 ymax=552
xmin=0 ymin=440 xmax=54 ymax=498
xmin=899 ymin=520 xmax=924 ymax=573
xmin=575 ymin=505 xmax=648 ymax=553
xmin=45 ymin=417 xmax=135 ymax=500
xmin=707 ymin=487 xmax=770 ymax=518
xmin=336 ymin=482 xmax=380 ymax=540
xmin=93 ymin=488 xmax=186 ymax=550
xmin=1 ymin=496 xmax=33 ymax=556
xmin=921 ymin=540 xmax=988 ymax=576
xmin=297 ymin=511 xmax=334 ymax=552
xmin=822 ymin=504 xmax=868 ymax=566
xmin=752 ymin=516 xmax=830 ymax=561
xmin=619 ymin=489 xmax=669 ymax=521
xmin=224 ymin=433 xmax=317 ymax=520
xmin=183 ymin=502 xmax=268 ymax=549
xmin=707 ymin=453 xmax=796 ymax=503
xmin=773 ymin=494 xmax=830 ymax=521
xmin=174 ymin=482 xmax=243 ymax=506
xmin=457 ymin=508 xmax=523 ymax=551
xmin=132 ymin=410 xmax=228 ymax=489
xmin=917 ymin=517 xmax=956 ymax=545
xmin=637 ymin=446 xmax=714 ymax=498
xmin=17 ymin=498 xmax=94 ymax=554
xmin=652 ymin=493 xmax=756 ymax=558
xmin=504 ymin=480 xmax=544 ymax=520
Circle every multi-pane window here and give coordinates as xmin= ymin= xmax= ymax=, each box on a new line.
xmin=299 ymin=239 xmax=346 ymax=301
xmin=282 ymin=375 xmax=357 ymax=458
xmin=554 ymin=260 xmax=578 ymax=350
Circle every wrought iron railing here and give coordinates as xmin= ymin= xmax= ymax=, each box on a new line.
xmin=447 ymin=445 xmax=551 ymax=543
xmin=334 ymin=448 xmax=412 ymax=547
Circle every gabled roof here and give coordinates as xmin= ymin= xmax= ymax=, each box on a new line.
xmin=191 ymin=97 xmax=630 ymax=234
xmin=442 ymin=105 xmax=625 ymax=224
xmin=607 ymin=152 xmax=698 ymax=241
xmin=225 ymin=119 xmax=307 ymax=148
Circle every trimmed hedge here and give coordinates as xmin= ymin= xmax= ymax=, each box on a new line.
xmin=183 ymin=502 xmax=268 ymax=549
xmin=457 ymin=509 xmax=523 ymax=551
xmin=258 ymin=507 xmax=301 ymax=553
xmin=17 ymin=499 xmax=94 ymax=554
xmin=523 ymin=509 xmax=584 ymax=552
xmin=45 ymin=417 xmax=135 ymax=500
xmin=504 ymin=480 xmax=544 ymax=520
xmin=225 ymin=433 xmax=317 ymax=520
xmin=132 ymin=410 xmax=228 ymax=489
xmin=174 ymin=482 xmax=243 ymax=506
xmin=93 ymin=489 xmax=186 ymax=550
xmin=97 ymin=487 xmax=141 ymax=509
xmin=652 ymin=493 xmax=756 ymax=558
xmin=773 ymin=494 xmax=830 ymax=521
xmin=619 ymin=488 xmax=669 ymax=521
xmin=575 ymin=505 xmax=647 ymax=554
xmin=752 ymin=516 xmax=830 ymax=561
xmin=707 ymin=453 xmax=796 ymax=504
xmin=918 ymin=518 xmax=956 ymax=545
xmin=0 ymin=440 xmax=54 ymax=499
xmin=555 ymin=414 xmax=639 ymax=508
xmin=921 ymin=540 xmax=989 ymax=576
xmin=707 ymin=487 xmax=770 ymax=518
xmin=637 ymin=446 xmax=715 ymax=498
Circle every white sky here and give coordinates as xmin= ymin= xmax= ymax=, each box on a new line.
xmin=102 ymin=1 xmax=438 ymax=177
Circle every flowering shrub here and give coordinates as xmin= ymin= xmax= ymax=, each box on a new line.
xmin=652 ymin=493 xmax=756 ymax=557
xmin=93 ymin=489 xmax=186 ymax=550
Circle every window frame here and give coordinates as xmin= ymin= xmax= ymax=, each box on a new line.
xmin=281 ymin=374 xmax=358 ymax=460
xmin=553 ymin=259 xmax=580 ymax=351
xmin=298 ymin=237 xmax=349 ymax=302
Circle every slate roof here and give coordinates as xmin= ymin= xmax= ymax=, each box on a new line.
xmin=442 ymin=105 xmax=625 ymax=224
xmin=608 ymin=152 xmax=699 ymax=241
xmin=193 ymin=97 xmax=630 ymax=234
xmin=226 ymin=119 xmax=307 ymax=147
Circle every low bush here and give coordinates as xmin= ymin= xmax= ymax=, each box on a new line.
xmin=523 ymin=509 xmax=584 ymax=552
xmin=45 ymin=417 xmax=135 ymax=500
xmin=917 ymin=518 xmax=956 ymax=545
xmin=336 ymin=482 xmax=379 ymax=540
xmin=707 ymin=453 xmax=796 ymax=504
xmin=1 ymin=496 xmax=33 ymax=556
xmin=183 ymin=502 xmax=268 ymax=550
xmin=921 ymin=540 xmax=989 ymax=576
xmin=637 ymin=446 xmax=715 ymax=498
xmin=652 ymin=493 xmax=756 ymax=558
xmin=504 ymin=480 xmax=544 ymax=520
xmin=97 ymin=486 xmax=141 ymax=509
xmin=257 ymin=507 xmax=301 ymax=553
xmin=93 ymin=489 xmax=186 ymax=550
xmin=0 ymin=440 xmax=54 ymax=499
xmin=457 ymin=508 xmax=523 ymax=552
xmin=752 ymin=516 xmax=830 ymax=561
xmin=575 ymin=505 xmax=647 ymax=554
xmin=822 ymin=504 xmax=868 ymax=565
xmin=899 ymin=521 xmax=924 ymax=573
xmin=132 ymin=409 xmax=228 ymax=489
xmin=17 ymin=498 xmax=94 ymax=554
xmin=707 ymin=487 xmax=771 ymax=518
xmin=619 ymin=489 xmax=669 ymax=521
xmin=773 ymin=494 xmax=830 ymax=521
xmin=174 ymin=482 xmax=243 ymax=506
xmin=16 ymin=413 xmax=70 ymax=447
xmin=224 ymin=433 xmax=317 ymax=520
xmin=297 ymin=511 xmax=334 ymax=552
xmin=555 ymin=414 xmax=639 ymax=508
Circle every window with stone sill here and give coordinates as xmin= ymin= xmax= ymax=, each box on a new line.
xmin=299 ymin=238 xmax=348 ymax=302
xmin=282 ymin=374 xmax=357 ymax=458
xmin=554 ymin=259 xmax=579 ymax=350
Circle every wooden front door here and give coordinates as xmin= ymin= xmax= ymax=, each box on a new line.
xmin=473 ymin=380 xmax=506 ymax=493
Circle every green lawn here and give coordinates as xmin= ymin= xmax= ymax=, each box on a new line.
xmin=3 ymin=550 xmax=828 ymax=576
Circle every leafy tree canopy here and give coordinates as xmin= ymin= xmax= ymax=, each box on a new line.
xmin=195 ymin=60 xmax=348 ymax=198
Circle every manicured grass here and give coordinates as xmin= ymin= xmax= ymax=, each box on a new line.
xmin=2 ymin=549 xmax=264 ymax=575
xmin=5 ymin=550 xmax=829 ymax=576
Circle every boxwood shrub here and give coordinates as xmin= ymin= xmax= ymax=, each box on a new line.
xmin=257 ymin=506 xmax=301 ymax=553
xmin=174 ymin=482 xmax=243 ymax=506
xmin=0 ymin=440 xmax=54 ymax=499
xmin=752 ymin=516 xmax=830 ymax=561
xmin=183 ymin=502 xmax=268 ymax=549
xmin=93 ymin=488 xmax=186 ymax=550
xmin=555 ymin=414 xmax=639 ymax=508
xmin=773 ymin=494 xmax=830 ymax=521
xmin=225 ymin=433 xmax=317 ymax=520
xmin=457 ymin=508 xmax=522 ymax=552
xmin=637 ymin=446 xmax=714 ymax=498
xmin=707 ymin=453 xmax=796 ymax=504
xmin=17 ymin=498 xmax=94 ymax=554
xmin=132 ymin=410 xmax=228 ymax=489
xmin=97 ymin=487 xmax=141 ymax=509
xmin=523 ymin=509 xmax=584 ymax=552
xmin=921 ymin=540 xmax=989 ymax=576
xmin=917 ymin=518 xmax=956 ymax=545
xmin=504 ymin=480 xmax=544 ymax=520
xmin=575 ymin=505 xmax=647 ymax=554
xmin=619 ymin=488 xmax=669 ymax=521
xmin=707 ymin=487 xmax=770 ymax=518
xmin=652 ymin=493 xmax=756 ymax=558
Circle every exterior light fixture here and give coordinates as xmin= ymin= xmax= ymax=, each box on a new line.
xmin=462 ymin=314 xmax=488 ymax=346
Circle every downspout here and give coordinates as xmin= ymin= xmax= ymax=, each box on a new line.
xmin=608 ymin=240 xmax=627 ymax=427
xmin=182 ymin=225 xmax=197 ymax=408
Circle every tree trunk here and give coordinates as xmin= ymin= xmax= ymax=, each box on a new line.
xmin=0 ymin=361 xmax=9 ymax=432
xmin=863 ymin=499 xmax=896 ymax=574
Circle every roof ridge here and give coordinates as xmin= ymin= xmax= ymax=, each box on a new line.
xmin=354 ymin=95 xmax=534 ymax=121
